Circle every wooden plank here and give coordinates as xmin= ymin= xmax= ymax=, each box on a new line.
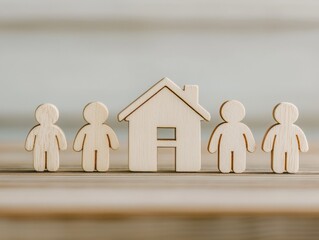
xmin=0 ymin=142 xmax=318 ymax=239
xmin=0 ymin=143 xmax=318 ymax=217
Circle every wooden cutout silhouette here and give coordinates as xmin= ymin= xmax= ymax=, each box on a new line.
xmin=208 ymin=100 xmax=255 ymax=173
xmin=73 ymin=102 xmax=119 ymax=172
xmin=262 ymin=102 xmax=309 ymax=173
xmin=25 ymin=104 xmax=67 ymax=172
xmin=118 ymin=77 xmax=211 ymax=172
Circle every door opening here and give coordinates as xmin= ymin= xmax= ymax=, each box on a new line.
xmin=157 ymin=147 xmax=176 ymax=172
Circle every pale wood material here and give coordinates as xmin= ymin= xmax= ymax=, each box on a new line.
xmin=0 ymin=144 xmax=319 ymax=239
xmin=2 ymin=217 xmax=319 ymax=240
xmin=262 ymin=102 xmax=309 ymax=173
xmin=1 ymin=145 xmax=319 ymax=214
xmin=25 ymin=104 xmax=67 ymax=172
xmin=208 ymin=100 xmax=255 ymax=173
xmin=73 ymin=102 xmax=119 ymax=172
xmin=118 ymin=77 xmax=211 ymax=172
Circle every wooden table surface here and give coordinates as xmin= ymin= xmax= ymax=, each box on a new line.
xmin=0 ymin=142 xmax=319 ymax=240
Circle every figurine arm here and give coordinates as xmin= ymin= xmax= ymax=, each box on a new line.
xmin=262 ymin=125 xmax=277 ymax=152
xmin=295 ymin=126 xmax=309 ymax=152
xmin=242 ymin=125 xmax=256 ymax=153
xmin=73 ymin=126 xmax=87 ymax=152
xmin=55 ymin=127 xmax=67 ymax=150
xmin=106 ymin=126 xmax=119 ymax=150
xmin=207 ymin=124 xmax=224 ymax=153
xmin=25 ymin=126 xmax=39 ymax=151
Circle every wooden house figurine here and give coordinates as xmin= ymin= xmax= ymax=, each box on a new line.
xmin=118 ymin=77 xmax=211 ymax=172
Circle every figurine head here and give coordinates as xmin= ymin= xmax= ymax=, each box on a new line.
xmin=35 ymin=103 xmax=59 ymax=125
xmin=83 ymin=102 xmax=109 ymax=124
xmin=273 ymin=102 xmax=299 ymax=124
xmin=220 ymin=100 xmax=246 ymax=123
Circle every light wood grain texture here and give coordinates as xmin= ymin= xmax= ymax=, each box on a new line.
xmin=73 ymin=102 xmax=119 ymax=172
xmin=262 ymin=102 xmax=309 ymax=173
xmin=25 ymin=104 xmax=67 ymax=172
xmin=118 ymin=77 xmax=211 ymax=172
xmin=0 ymin=144 xmax=319 ymax=239
xmin=208 ymin=100 xmax=255 ymax=173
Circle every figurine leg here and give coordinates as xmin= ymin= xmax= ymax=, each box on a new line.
xmin=286 ymin=152 xmax=299 ymax=173
xmin=96 ymin=147 xmax=109 ymax=172
xmin=82 ymin=149 xmax=95 ymax=172
xmin=233 ymin=148 xmax=246 ymax=173
xmin=47 ymin=149 xmax=59 ymax=172
xmin=218 ymin=146 xmax=231 ymax=173
xmin=271 ymin=150 xmax=285 ymax=173
xmin=33 ymin=147 xmax=45 ymax=172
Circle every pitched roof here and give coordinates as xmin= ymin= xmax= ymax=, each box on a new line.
xmin=118 ymin=77 xmax=211 ymax=121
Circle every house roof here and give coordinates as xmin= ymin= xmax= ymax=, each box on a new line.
xmin=118 ymin=77 xmax=211 ymax=121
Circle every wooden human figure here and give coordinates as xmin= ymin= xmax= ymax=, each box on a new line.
xmin=262 ymin=102 xmax=309 ymax=173
xmin=73 ymin=102 xmax=119 ymax=172
xmin=25 ymin=104 xmax=67 ymax=172
xmin=208 ymin=100 xmax=256 ymax=173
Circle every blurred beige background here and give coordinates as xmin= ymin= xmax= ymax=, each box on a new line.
xmin=0 ymin=0 xmax=318 ymax=141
